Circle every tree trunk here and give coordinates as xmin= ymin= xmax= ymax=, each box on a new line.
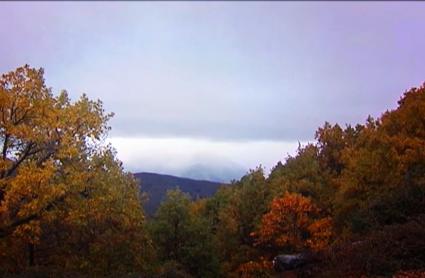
xmin=28 ymin=243 xmax=35 ymax=267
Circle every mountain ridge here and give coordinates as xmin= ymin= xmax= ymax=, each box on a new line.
xmin=135 ymin=171 xmax=222 ymax=184
xmin=133 ymin=172 xmax=225 ymax=215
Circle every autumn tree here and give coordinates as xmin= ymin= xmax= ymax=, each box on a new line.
xmin=0 ymin=65 xmax=150 ymax=275
xmin=33 ymin=149 xmax=153 ymax=275
xmin=254 ymin=192 xmax=332 ymax=253
xmin=334 ymin=84 xmax=425 ymax=233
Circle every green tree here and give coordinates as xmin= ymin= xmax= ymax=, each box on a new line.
xmin=213 ymin=168 xmax=271 ymax=276
xmin=149 ymin=188 xmax=219 ymax=277
xmin=268 ymin=144 xmax=333 ymax=209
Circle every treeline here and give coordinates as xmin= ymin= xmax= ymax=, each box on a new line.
xmin=147 ymin=83 xmax=425 ymax=277
xmin=0 ymin=66 xmax=424 ymax=277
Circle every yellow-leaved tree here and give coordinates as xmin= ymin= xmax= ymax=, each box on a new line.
xmin=0 ymin=65 xmax=151 ymax=275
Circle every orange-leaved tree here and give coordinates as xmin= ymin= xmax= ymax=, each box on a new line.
xmin=254 ymin=192 xmax=332 ymax=253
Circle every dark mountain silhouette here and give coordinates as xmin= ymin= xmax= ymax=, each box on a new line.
xmin=133 ymin=172 xmax=224 ymax=215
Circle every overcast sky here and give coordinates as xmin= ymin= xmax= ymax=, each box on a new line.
xmin=1 ymin=2 xmax=425 ymax=181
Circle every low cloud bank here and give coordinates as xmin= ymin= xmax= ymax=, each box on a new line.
xmin=107 ymin=136 xmax=307 ymax=182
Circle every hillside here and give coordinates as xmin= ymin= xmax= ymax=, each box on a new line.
xmin=133 ymin=172 xmax=224 ymax=215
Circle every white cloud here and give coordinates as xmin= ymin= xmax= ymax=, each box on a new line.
xmin=107 ymin=136 xmax=307 ymax=180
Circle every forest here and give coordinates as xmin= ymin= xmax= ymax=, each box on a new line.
xmin=0 ymin=65 xmax=424 ymax=277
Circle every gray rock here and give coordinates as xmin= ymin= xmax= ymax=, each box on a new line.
xmin=272 ymin=253 xmax=309 ymax=272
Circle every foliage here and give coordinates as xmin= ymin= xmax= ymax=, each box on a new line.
xmin=1 ymin=65 xmax=424 ymax=277
xmin=214 ymin=168 xmax=272 ymax=275
xmin=214 ymin=83 xmax=425 ymax=276
xmin=236 ymin=258 xmax=273 ymax=278
xmin=322 ymin=215 xmax=425 ymax=277
xmin=333 ymin=86 xmax=425 ymax=234
xmin=254 ymin=192 xmax=332 ymax=253
xmin=268 ymin=144 xmax=333 ymax=209
xmin=148 ymin=188 xmax=219 ymax=277
xmin=0 ymin=65 xmax=150 ymax=275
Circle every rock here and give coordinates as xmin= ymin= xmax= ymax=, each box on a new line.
xmin=272 ymin=253 xmax=313 ymax=272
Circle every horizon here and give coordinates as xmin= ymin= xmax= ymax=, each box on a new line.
xmin=1 ymin=2 xmax=425 ymax=182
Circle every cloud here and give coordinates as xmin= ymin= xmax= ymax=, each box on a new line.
xmin=1 ymin=2 xmax=425 ymax=180
xmin=107 ymin=136 xmax=305 ymax=181
xmin=2 ymin=3 xmax=425 ymax=143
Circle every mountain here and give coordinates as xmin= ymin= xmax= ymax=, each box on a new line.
xmin=133 ymin=172 xmax=224 ymax=215
xmin=181 ymin=163 xmax=246 ymax=183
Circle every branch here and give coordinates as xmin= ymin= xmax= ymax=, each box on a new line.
xmin=0 ymin=193 xmax=67 ymax=239
xmin=3 ymin=142 xmax=37 ymax=178
xmin=2 ymin=133 xmax=9 ymax=160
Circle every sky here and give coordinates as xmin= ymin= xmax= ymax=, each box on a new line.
xmin=1 ymin=2 xmax=425 ymax=182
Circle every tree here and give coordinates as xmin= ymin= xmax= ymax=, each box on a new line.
xmin=254 ymin=192 xmax=332 ymax=253
xmin=0 ymin=65 xmax=150 ymax=275
xmin=268 ymin=144 xmax=333 ymax=209
xmin=0 ymin=65 xmax=111 ymax=239
xmin=213 ymin=168 xmax=272 ymax=276
xmin=149 ymin=188 xmax=219 ymax=277
xmin=34 ymin=149 xmax=152 ymax=275
xmin=149 ymin=189 xmax=192 ymax=262
xmin=334 ymin=84 xmax=425 ymax=233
